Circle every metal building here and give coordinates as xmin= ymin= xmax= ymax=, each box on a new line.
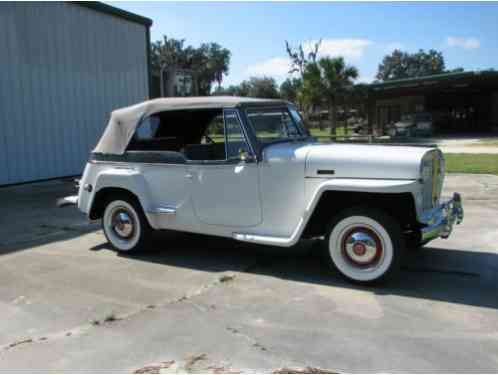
xmin=0 ymin=2 xmax=152 ymax=185
xmin=367 ymin=70 xmax=498 ymax=134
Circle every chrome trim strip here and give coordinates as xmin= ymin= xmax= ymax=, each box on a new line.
xmin=232 ymin=233 xmax=290 ymax=245
xmin=56 ymin=195 xmax=79 ymax=208
xmin=90 ymin=160 xmax=186 ymax=167
xmin=147 ymin=206 xmax=177 ymax=215
xmin=304 ymin=176 xmax=418 ymax=181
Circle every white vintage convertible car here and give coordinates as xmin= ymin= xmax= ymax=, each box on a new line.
xmin=59 ymin=97 xmax=463 ymax=284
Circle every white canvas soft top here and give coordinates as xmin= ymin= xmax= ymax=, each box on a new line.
xmin=93 ymin=96 xmax=287 ymax=155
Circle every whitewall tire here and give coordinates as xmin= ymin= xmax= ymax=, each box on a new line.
xmin=326 ymin=208 xmax=404 ymax=283
xmin=102 ymin=197 xmax=151 ymax=253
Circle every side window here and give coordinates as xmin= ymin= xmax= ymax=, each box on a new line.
xmin=224 ymin=110 xmax=250 ymax=160
xmin=202 ymin=115 xmax=225 ymax=146
xmin=183 ymin=111 xmax=226 ymax=162
xmin=135 ymin=115 xmax=160 ymax=141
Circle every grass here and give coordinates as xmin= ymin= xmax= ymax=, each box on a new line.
xmin=444 ymin=153 xmax=498 ymax=175
xmin=310 ymin=127 xmax=352 ymax=138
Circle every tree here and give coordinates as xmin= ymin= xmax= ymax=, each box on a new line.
xmin=279 ymin=77 xmax=302 ymax=102
xmin=285 ymin=40 xmax=321 ymax=77
xmin=306 ymin=57 xmax=358 ymax=134
xmin=206 ymin=43 xmax=231 ymax=89
xmin=212 ymin=85 xmax=240 ymax=96
xmin=284 ymin=40 xmax=321 ymax=113
xmin=300 ymin=63 xmax=324 ymax=124
xmin=214 ymin=77 xmax=279 ymax=99
xmin=376 ymin=49 xmax=446 ymax=81
xmin=244 ymin=77 xmax=280 ymax=98
xmin=151 ymin=35 xmax=231 ymax=95
xmin=211 ymin=82 xmax=250 ymax=97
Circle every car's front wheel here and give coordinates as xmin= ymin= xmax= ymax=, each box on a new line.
xmin=326 ymin=207 xmax=404 ymax=284
xmin=102 ymin=196 xmax=151 ymax=253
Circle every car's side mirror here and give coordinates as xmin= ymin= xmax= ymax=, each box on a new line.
xmin=239 ymin=148 xmax=255 ymax=163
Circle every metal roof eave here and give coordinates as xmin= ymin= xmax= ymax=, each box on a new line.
xmin=369 ymin=70 xmax=498 ymax=91
xmin=73 ymin=2 xmax=153 ymax=27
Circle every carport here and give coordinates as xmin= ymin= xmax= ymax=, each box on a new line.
xmin=367 ymin=70 xmax=498 ymax=134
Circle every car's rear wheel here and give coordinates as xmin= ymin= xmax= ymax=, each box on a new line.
xmin=102 ymin=196 xmax=151 ymax=253
xmin=326 ymin=207 xmax=404 ymax=284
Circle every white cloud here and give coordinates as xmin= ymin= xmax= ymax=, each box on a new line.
xmin=244 ymin=38 xmax=372 ymax=81
xmin=245 ymin=57 xmax=292 ymax=78
xmin=446 ymin=36 xmax=480 ymax=50
xmin=304 ymin=38 xmax=372 ymax=60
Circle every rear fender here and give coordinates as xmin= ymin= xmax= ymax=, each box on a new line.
xmin=85 ymin=167 xmax=154 ymax=222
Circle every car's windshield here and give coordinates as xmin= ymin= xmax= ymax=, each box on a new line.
xmin=246 ymin=107 xmax=308 ymax=143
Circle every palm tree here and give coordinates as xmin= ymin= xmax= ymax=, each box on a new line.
xmin=301 ymin=62 xmax=323 ymax=126
xmin=317 ymin=57 xmax=359 ymax=135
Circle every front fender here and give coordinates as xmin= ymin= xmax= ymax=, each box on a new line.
xmin=305 ymin=178 xmax=423 ymax=218
xmin=305 ymin=178 xmax=422 ymax=221
xmin=233 ymin=178 xmax=423 ymax=247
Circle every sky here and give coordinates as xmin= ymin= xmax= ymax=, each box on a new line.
xmin=109 ymin=1 xmax=498 ymax=87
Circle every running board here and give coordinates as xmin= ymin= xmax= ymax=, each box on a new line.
xmin=232 ymin=219 xmax=304 ymax=247
xmin=232 ymin=233 xmax=292 ymax=246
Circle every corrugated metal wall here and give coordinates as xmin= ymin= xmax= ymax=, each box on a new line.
xmin=0 ymin=2 xmax=149 ymax=185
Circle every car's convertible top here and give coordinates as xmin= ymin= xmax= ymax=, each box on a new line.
xmin=94 ymin=96 xmax=287 ymax=155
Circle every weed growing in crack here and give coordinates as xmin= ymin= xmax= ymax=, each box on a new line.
xmin=104 ymin=313 xmax=119 ymax=323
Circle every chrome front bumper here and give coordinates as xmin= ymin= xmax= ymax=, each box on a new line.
xmin=420 ymin=192 xmax=464 ymax=242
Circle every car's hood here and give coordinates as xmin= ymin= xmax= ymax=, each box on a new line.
xmin=261 ymin=141 xmax=437 ymax=180
xmin=304 ymin=143 xmax=435 ymax=179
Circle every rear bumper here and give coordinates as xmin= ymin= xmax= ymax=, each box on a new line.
xmin=420 ymin=192 xmax=464 ymax=242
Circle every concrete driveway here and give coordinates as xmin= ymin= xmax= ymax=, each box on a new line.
xmin=0 ymin=175 xmax=497 ymax=372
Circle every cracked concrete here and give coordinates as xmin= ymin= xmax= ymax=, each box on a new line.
xmin=0 ymin=176 xmax=498 ymax=372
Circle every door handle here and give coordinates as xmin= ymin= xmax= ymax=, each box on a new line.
xmin=185 ymin=173 xmax=193 ymax=179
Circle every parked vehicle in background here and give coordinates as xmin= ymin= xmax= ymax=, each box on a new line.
xmin=390 ymin=112 xmax=433 ymax=137
xmin=59 ymin=97 xmax=463 ymax=284
xmin=414 ymin=112 xmax=433 ymax=137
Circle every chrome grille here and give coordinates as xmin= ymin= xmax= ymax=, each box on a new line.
xmin=422 ymin=171 xmax=433 ymax=210
xmin=421 ymin=151 xmax=444 ymax=210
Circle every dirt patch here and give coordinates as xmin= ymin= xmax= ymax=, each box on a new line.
xmin=272 ymin=367 xmax=338 ymax=374
xmin=207 ymin=365 xmax=242 ymax=374
xmin=133 ymin=361 xmax=175 ymax=374
xmin=4 ymin=338 xmax=33 ymax=351
xmin=219 ymin=273 xmax=236 ymax=283
xmin=184 ymin=353 xmax=208 ymax=372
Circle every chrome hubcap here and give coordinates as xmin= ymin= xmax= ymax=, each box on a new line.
xmin=111 ymin=209 xmax=134 ymax=239
xmin=342 ymin=228 xmax=382 ymax=267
